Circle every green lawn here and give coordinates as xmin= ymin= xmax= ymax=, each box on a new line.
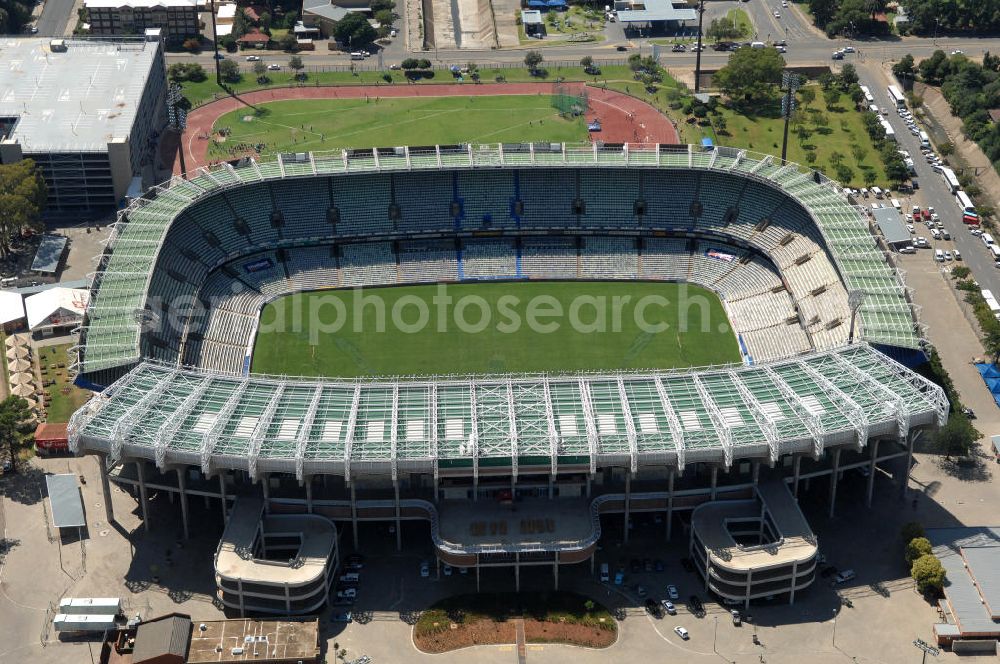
xmin=37 ymin=343 xmax=90 ymax=423
xmin=180 ymin=64 xmax=639 ymax=108
xmin=252 ymin=282 xmax=741 ymax=377
xmin=210 ymin=95 xmax=588 ymax=157
xmin=519 ymin=5 xmax=607 ymax=45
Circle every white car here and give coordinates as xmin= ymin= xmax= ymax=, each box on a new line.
xmin=906 ymin=224 xmax=915 ymax=234
xmin=666 ymin=584 xmax=679 ymax=600
xmin=842 ymin=45 xmax=855 ymax=53
xmin=773 ymin=10 xmax=781 ymax=17
xmin=267 ymin=63 xmax=281 ymax=71
xmin=951 ymin=49 xmax=964 ymax=55
xmin=246 ymin=55 xmax=261 ymax=61
xmin=674 ymin=626 xmax=690 ymax=640
xmin=954 ymin=250 xmax=962 ymax=260
xmin=944 ymin=251 xmax=953 ymax=261
xmin=661 ymin=600 xmax=677 ymax=615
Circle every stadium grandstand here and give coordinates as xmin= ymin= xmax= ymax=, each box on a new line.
xmin=68 ymin=143 xmax=947 ymax=608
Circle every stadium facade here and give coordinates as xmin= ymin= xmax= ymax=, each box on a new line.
xmin=68 ymin=143 xmax=948 ymax=611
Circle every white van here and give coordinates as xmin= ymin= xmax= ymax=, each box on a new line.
xmin=751 ymin=41 xmax=766 ymax=49
xmin=599 ymin=563 xmax=609 ymax=583
xmin=871 ymin=186 xmax=884 ymax=199
xmin=983 ymin=233 xmax=995 ymax=247
xmin=891 ymin=198 xmax=901 ymax=211
xmin=919 ymin=130 xmax=930 ymax=148
xmin=350 ymin=52 xmax=365 ymax=60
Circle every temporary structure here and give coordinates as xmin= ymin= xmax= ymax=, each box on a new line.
xmin=5 ymin=345 xmax=28 ymax=361
xmin=9 ymin=372 xmax=32 ymax=385
xmin=4 ymin=334 xmax=26 ymax=348
xmin=10 ymin=383 xmax=34 ymax=397
xmin=7 ymin=357 xmax=30 ymax=372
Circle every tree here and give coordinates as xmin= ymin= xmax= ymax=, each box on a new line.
xmin=252 ymin=59 xmax=268 ymax=83
xmin=232 ymin=7 xmax=252 ymax=39
xmin=839 ymin=63 xmax=859 ymax=88
xmin=524 ymin=50 xmax=543 ymax=74
xmin=259 ymin=11 xmax=272 ymax=31
xmin=823 ymin=87 xmax=841 ymax=109
xmin=333 ymin=12 xmax=377 ymax=48
xmin=289 ymin=55 xmax=305 ymax=79
xmin=374 ymin=8 xmax=394 ymax=26
xmin=798 ymin=86 xmax=816 ymax=107
xmin=918 ymin=50 xmax=950 ymax=85
xmin=0 ymin=395 xmax=30 ymax=466
xmin=168 ymin=63 xmax=207 ymax=83
xmin=371 ymin=0 xmax=395 ymax=11
xmin=932 ymin=412 xmax=979 ymax=459
xmin=893 ymin=53 xmax=916 ymax=79
xmin=583 ymin=599 xmax=595 ymax=613
xmin=911 ymin=554 xmax=946 ymax=594
xmin=417 ymin=58 xmax=431 ymax=69
xmin=580 ymin=55 xmax=593 ymax=69
xmin=182 ymin=37 xmax=201 ymax=52
xmin=713 ymin=47 xmax=785 ymax=106
xmin=219 ymin=58 xmax=240 ymax=83
xmin=219 ymin=34 xmax=237 ymax=52
xmin=278 ymin=31 xmax=298 ymax=51
xmin=0 ymin=160 xmax=46 ymax=258
xmin=401 ymin=57 xmax=419 ymax=70
xmin=905 ymin=537 xmax=933 ymax=564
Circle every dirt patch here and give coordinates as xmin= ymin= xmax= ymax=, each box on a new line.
xmin=415 ymin=618 xmax=517 ymax=652
xmin=523 ymin=617 xmax=616 ymax=648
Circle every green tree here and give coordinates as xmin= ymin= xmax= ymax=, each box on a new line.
xmin=839 ymin=63 xmax=859 ymax=88
xmin=219 ymin=58 xmax=240 ymax=83
xmin=168 ymin=63 xmax=207 ymax=82
xmin=524 ymin=50 xmax=544 ymax=74
xmin=278 ymin=31 xmax=298 ymax=51
xmin=580 ymin=55 xmax=593 ymax=70
xmin=417 ymin=58 xmax=431 ymax=69
xmin=901 ymin=522 xmax=925 ymax=544
xmin=289 ymin=55 xmax=305 ymax=79
xmin=374 ymin=8 xmax=394 ymax=26
xmin=713 ymin=47 xmax=786 ymax=106
xmin=371 ymin=0 xmax=395 ymax=11
xmin=232 ymin=7 xmax=252 ymax=38
xmin=0 ymin=396 xmax=31 ymax=468
xmin=401 ymin=57 xmax=418 ymax=70
xmin=259 ymin=11 xmax=272 ymax=31
xmin=252 ymin=59 xmax=268 ymax=83
xmin=0 ymin=160 xmax=46 ymax=258
xmin=911 ymin=554 xmax=946 ymax=594
xmin=823 ymin=87 xmax=841 ymax=108
xmin=798 ymin=86 xmax=816 ymax=107
xmin=333 ymin=11 xmax=377 ymax=47
xmin=893 ymin=53 xmax=916 ymax=79
xmin=905 ymin=537 xmax=933 ymax=564
xmin=932 ymin=413 xmax=979 ymax=459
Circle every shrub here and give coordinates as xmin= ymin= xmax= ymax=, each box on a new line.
xmin=911 ymin=554 xmax=946 ymax=594
xmin=905 ymin=537 xmax=932 ymax=564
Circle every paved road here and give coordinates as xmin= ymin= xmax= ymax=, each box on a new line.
xmin=856 ymin=63 xmax=1000 ymax=300
xmin=33 ymin=0 xmax=75 ymax=36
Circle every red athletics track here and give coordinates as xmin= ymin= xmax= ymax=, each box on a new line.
xmin=171 ymin=82 xmax=679 ymax=174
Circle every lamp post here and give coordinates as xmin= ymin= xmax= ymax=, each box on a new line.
xmin=694 ymin=0 xmax=705 ymax=93
xmin=848 ymin=290 xmax=865 ymax=343
xmin=780 ymin=71 xmax=800 ymax=164
xmin=209 ymin=0 xmax=222 ymax=86
xmin=913 ymin=638 xmax=939 ymax=664
xmin=166 ymin=83 xmax=188 ymax=178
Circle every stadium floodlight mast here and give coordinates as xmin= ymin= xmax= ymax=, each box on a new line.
xmin=912 ymin=638 xmax=939 ymax=664
xmin=166 ymin=83 xmax=188 ymax=177
xmin=847 ymin=290 xmax=865 ymax=344
xmin=780 ymin=71 xmax=801 ymax=164
xmin=694 ymin=0 xmax=706 ymax=93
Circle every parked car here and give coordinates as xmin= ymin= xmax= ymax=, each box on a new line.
xmin=420 ymin=561 xmax=430 ymax=578
xmin=654 ymin=559 xmax=664 ymax=572
xmin=645 ymin=598 xmax=663 ymax=617
xmin=731 ymin=610 xmax=742 ymax=626
xmin=443 ymin=564 xmax=453 ymax=576
xmin=688 ymin=594 xmax=704 ymax=616
xmin=267 ymin=63 xmax=281 ymax=70
xmin=246 ymin=55 xmax=261 ymax=61
xmin=666 ymin=584 xmax=679 ymax=600
xmin=834 ymin=569 xmax=856 ymax=584
xmin=337 ymin=588 xmax=357 ymax=599
xmin=662 ymin=600 xmax=677 ymax=615
xmin=954 ymin=250 xmax=962 ymax=261
xmin=674 ymin=626 xmax=690 ymax=640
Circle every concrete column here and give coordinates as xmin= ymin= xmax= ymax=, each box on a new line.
xmin=554 ymin=555 xmax=559 ymax=590
xmin=285 ymin=585 xmax=291 ymax=616
xmin=901 ymin=432 xmax=916 ymax=498
xmin=261 ymin=473 xmax=270 ymax=515
xmin=752 ymin=460 xmax=760 ymax=487
xmin=433 ymin=472 xmax=439 ymax=503
xmin=710 ymin=464 xmax=718 ymax=500
xmin=792 ymin=454 xmax=802 ymax=499
xmin=623 ymin=471 xmax=631 ymax=544
xmin=305 ymin=477 xmax=314 ymax=514
xmin=744 ymin=568 xmax=752 ymax=611
xmin=666 ymin=467 xmax=675 ymax=541
xmin=585 ymin=474 xmax=591 ymax=498
xmin=828 ymin=447 xmax=841 ymax=518
xmin=548 ymin=475 xmax=554 ymax=499
xmin=515 ymin=554 xmax=520 ymax=592
xmin=177 ymin=467 xmax=190 ymax=541
xmin=866 ymin=439 xmax=880 ymax=507
xmin=394 ymin=480 xmax=402 ymax=551
xmin=476 ymin=561 xmax=480 ymax=592
xmin=789 ymin=559 xmax=799 ymax=605
xmin=219 ymin=473 xmax=228 ymax=521
xmin=473 ymin=475 xmax=478 ymax=502
xmin=237 ymin=578 xmax=245 ymax=617
xmin=350 ymin=482 xmax=359 ymax=549
xmin=590 ymin=554 xmax=595 ymax=575
xmin=135 ymin=460 xmax=150 ymax=532
xmin=96 ymin=453 xmax=115 ymax=524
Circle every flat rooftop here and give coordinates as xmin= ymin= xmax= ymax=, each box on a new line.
xmin=927 ymin=526 xmax=1000 ymax=635
xmin=0 ymin=37 xmax=160 ymax=153
xmin=437 ymin=497 xmax=594 ymax=551
xmin=187 ymin=617 xmax=319 ymax=663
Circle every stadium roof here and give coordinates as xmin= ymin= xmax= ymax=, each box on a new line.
xmin=69 ymin=343 xmax=947 ymax=479
xmin=0 ymin=37 xmax=161 ymax=153
xmin=45 ymin=474 xmax=85 ymax=528
xmin=74 ymin=143 xmax=925 ymax=377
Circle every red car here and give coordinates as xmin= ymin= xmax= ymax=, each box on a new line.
xmin=912 ymin=209 xmax=921 ymax=222
xmin=921 ymin=209 xmax=931 ymax=221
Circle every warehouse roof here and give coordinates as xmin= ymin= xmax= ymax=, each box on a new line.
xmin=133 ymin=613 xmax=191 ymax=663
xmin=0 ymin=37 xmax=161 ymax=153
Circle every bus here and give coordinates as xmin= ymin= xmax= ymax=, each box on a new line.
xmin=983 ymin=289 xmax=1000 ymax=317
xmin=956 ymin=190 xmax=976 ymax=214
xmin=887 ymin=85 xmax=906 ymax=108
xmin=860 ymin=85 xmax=875 ymax=104
xmin=940 ymin=167 xmax=960 ymax=193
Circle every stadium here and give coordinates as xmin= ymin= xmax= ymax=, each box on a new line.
xmin=67 ymin=142 xmax=948 ymax=615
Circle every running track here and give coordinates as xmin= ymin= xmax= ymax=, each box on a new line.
xmin=172 ymin=82 xmax=679 ymax=174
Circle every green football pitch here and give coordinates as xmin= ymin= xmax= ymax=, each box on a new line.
xmin=251 ymin=282 xmax=741 ymax=378
xmin=210 ymin=96 xmax=588 ymax=159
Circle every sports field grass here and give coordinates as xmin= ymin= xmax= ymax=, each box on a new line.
xmin=251 ymin=282 xmax=741 ymax=377
xmin=209 ymin=96 xmax=588 ymax=158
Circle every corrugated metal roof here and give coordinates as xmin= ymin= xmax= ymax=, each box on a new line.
xmin=45 ymin=474 xmax=85 ymax=528
xmin=928 ymin=527 xmax=1000 ymax=635
xmin=133 ymin=614 xmax=191 ymax=663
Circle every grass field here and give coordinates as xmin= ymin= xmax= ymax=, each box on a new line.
xmin=251 ymin=282 xmax=741 ymax=377
xmin=210 ymin=95 xmax=589 ymax=157
xmin=38 ymin=343 xmax=90 ymax=423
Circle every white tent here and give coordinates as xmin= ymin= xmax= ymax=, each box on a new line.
xmin=0 ymin=290 xmax=25 ymax=327
xmin=25 ymin=288 xmax=89 ymax=333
